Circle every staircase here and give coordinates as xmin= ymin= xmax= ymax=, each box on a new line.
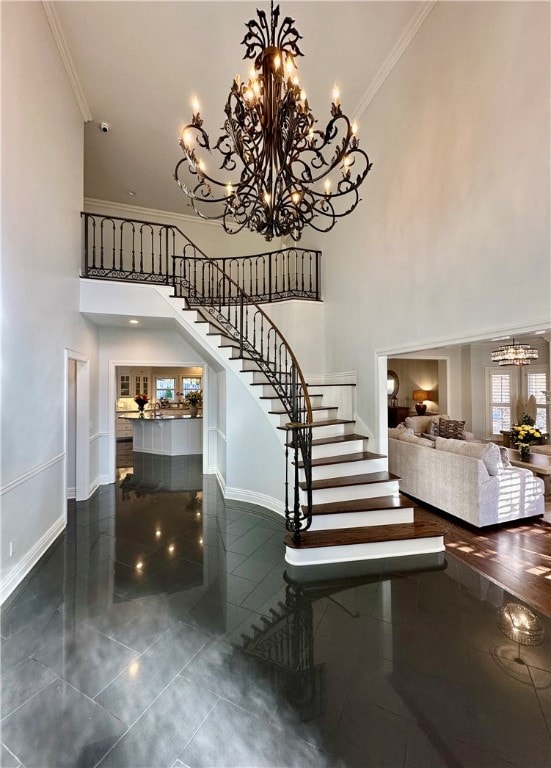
xmin=185 ymin=305 xmax=445 ymax=566
xmin=82 ymin=211 xmax=445 ymax=566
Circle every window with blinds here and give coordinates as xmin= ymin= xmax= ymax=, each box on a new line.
xmin=489 ymin=371 xmax=512 ymax=435
xmin=525 ymin=369 xmax=548 ymax=431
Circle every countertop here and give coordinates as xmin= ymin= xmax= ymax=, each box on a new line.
xmin=118 ymin=413 xmax=203 ymax=421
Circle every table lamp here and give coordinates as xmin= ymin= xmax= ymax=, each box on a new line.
xmin=412 ymin=390 xmax=429 ymax=415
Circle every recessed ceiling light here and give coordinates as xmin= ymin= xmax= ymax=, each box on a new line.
xmin=491 ymin=336 xmax=511 ymax=342
xmin=535 ymin=330 xmax=546 ymax=335
xmin=129 ymin=319 xmax=139 ymax=325
xmin=127 ymin=190 xmax=136 ymax=197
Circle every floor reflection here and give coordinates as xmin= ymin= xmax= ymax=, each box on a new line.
xmin=1 ymin=448 xmax=550 ymax=768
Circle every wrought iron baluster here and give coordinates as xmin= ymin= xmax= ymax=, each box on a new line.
xmin=83 ymin=213 xmax=89 ymax=275
xmin=91 ymin=217 xmax=97 ymax=270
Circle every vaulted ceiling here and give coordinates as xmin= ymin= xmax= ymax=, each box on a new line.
xmin=52 ymin=0 xmax=430 ymax=215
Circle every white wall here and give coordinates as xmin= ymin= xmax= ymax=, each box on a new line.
xmin=1 ymin=3 xmax=100 ymax=601
xmin=224 ymin=374 xmax=286 ymax=515
xmin=317 ymin=2 xmax=550 ymax=447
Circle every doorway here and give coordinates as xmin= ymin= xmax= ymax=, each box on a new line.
xmin=65 ymin=350 xmax=90 ymax=506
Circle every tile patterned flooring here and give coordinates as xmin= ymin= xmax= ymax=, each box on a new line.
xmin=1 ymin=451 xmax=550 ymax=767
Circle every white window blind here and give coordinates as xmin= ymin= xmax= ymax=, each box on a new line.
xmin=489 ymin=371 xmax=512 ymax=435
xmin=526 ymin=370 xmax=548 ymax=431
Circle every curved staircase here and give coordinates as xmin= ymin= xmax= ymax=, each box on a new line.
xmin=81 ymin=211 xmax=445 ymax=566
xmin=184 ymin=306 xmax=445 ymax=566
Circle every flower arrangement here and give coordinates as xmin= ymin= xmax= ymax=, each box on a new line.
xmin=185 ymin=390 xmax=202 ymax=406
xmin=512 ymin=423 xmax=541 ymax=445
xmin=512 ymin=423 xmax=541 ymax=459
xmin=134 ymin=393 xmax=150 ymax=411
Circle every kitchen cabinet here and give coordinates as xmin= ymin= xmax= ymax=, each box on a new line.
xmin=116 ymin=414 xmax=133 ymax=440
xmin=117 ymin=367 xmax=151 ymax=398
xmin=134 ymin=372 xmax=149 ymax=397
xmin=118 ymin=367 xmax=131 ymax=398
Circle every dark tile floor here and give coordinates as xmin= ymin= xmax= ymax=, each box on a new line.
xmin=1 ymin=451 xmax=550 ymax=768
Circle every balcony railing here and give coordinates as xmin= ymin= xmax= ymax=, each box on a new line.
xmin=81 ymin=213 xmax=321 ymax=303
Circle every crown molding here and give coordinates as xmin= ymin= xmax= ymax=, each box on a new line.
xmin=353 ymin=0 xmax=436 ymax=123
xmin=42 ymin=1 xmax=93 ymax=122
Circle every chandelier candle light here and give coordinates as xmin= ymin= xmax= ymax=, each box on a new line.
xmin=175 ymin=2 xmax=372 ymax=241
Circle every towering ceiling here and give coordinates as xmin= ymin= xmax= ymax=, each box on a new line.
xmin=53 ymin=1 xmax=429 ymax=214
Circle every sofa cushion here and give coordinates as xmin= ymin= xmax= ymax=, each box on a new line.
xmin=405 ymin=415 xmax=444 ymax=436
xmin=388 ymin=424 xmax=411 ymax=439
xmin=435 ymin=437 xmax=503 ymax=475
xmin=438 ymin=418 xmax=466 ymax=440
xmin=398 ymin=432 xmax=435 ymax=447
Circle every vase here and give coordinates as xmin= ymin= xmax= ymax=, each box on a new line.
xmin=519 ymin=443 xmax=531 ymax=461
xmin=137 ymin=403 xmax=145 ymax=417
xmin=189 ymin=404 xmax=198 ymax=418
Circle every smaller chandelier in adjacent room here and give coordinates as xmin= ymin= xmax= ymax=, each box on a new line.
xmin=497 ymin=602 xmax=543 ymax=664
xmin=491 ymin=339 xmax=538 ymax=366
xmin=174 ymin=2 xmax=372 ymax=241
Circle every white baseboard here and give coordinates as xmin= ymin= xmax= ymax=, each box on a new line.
xmin=224 ymin=486 xmax=284 ymax=517
xmin=1 ymin=515 xmax=65 ymax=604
xmin=87 ymin=476 xmax=102 ymax=498
xmin=66 ymin=486 xmax=76 ymax=500
xmin=215 ymin=470 xmax=226 ymax=496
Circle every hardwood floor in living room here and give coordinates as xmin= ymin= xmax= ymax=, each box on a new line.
xmin=414 ymin=495 xmax=551 ymax=619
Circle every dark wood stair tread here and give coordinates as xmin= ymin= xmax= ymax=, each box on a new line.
xmin=297 ymin=451 xmax=385 ymax=468
xmin=284 ymin=521 xmax=446 ymax=549
xmin=278 ymin=418 xmax=354 ymax=432
xmin=304 ymin=494 xmax=414 ymax=516
xmin=270 ymin=405 xmax=336 ymax=415
xmin=300 ymin=471 xmax=399 ymax=491
xmin=310 ymin=433 xmax=369 ymax=447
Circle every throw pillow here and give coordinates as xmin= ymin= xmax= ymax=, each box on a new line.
xmin=438 ymin=418 xmax=466 ymax=440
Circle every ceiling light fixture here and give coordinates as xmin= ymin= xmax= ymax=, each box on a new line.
xmin=491 ymin=339 xmax=538 ymax=366
xmin=174 ymin=1 xmax=372 ymax=241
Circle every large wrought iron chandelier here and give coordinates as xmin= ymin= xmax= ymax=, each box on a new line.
xmin=174 ymin=2 xmax=372 ymax=241
xmin=491 ymin=338 xmax=538 ymax=366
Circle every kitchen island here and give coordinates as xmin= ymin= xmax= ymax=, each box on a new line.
xmin=118 ymin=413 xmax=202 ymax=456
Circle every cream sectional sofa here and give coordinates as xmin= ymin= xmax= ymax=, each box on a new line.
xmin=388 ymin=433 xmax=544 ymax=528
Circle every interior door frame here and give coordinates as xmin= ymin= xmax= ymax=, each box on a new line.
xmin=64 ymin=349 xmax=90 ymax=507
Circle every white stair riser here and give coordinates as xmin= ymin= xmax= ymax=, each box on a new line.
xmin=278 ymin=409 xmax=336 ymax=427
xmin=285 ymin=535 xmax=445 ymax=566
xmin=301 ymin=480 xmax=400 ymax=505
xmin=309 ymin=508 xmax=414 ymax=530
xmin=266 ymin=394 xmax=324 ymax=409
xmin=309 ymin=423 xmax=351 ymax=440
xmin=311 ymin=440 xmax=367 ymax=459
xmin=304 ymin=458 xmax=387 ymax=482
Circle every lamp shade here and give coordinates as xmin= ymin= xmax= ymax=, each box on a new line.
xmin=412 ymin=390 xmax=429 ymax=402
